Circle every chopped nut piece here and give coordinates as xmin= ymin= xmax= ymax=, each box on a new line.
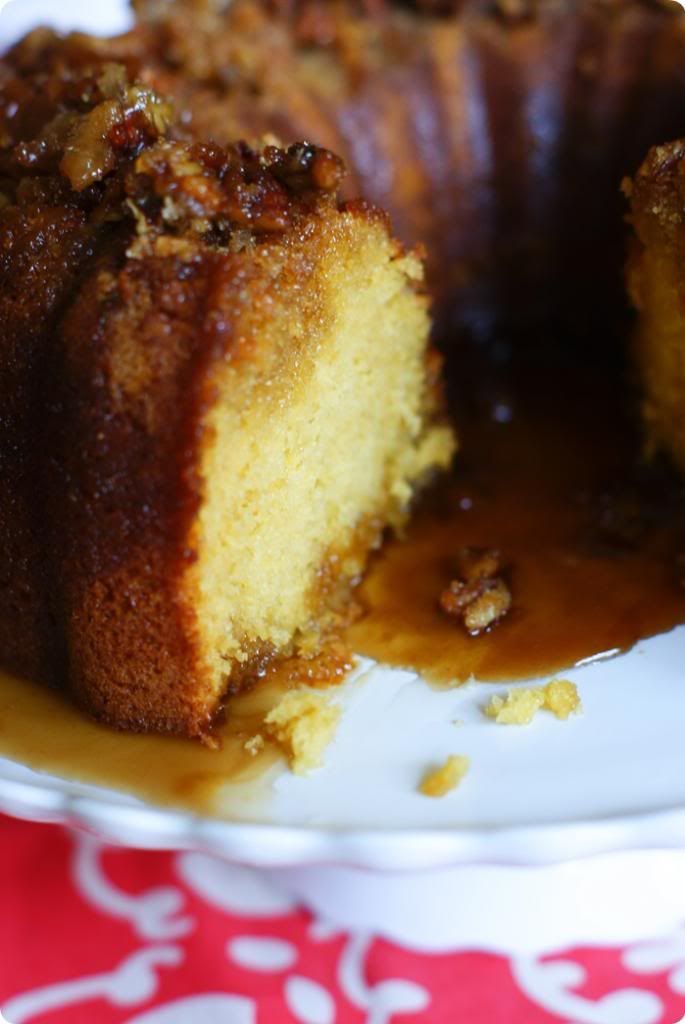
xmin=244 ymin=734 xmax=265 ymax=756
xmin=457 ymin=546 xmax=502 ymax=582
xmin=463 ymin=579 xmax=512 ymax=633
xmin=439 ymin=572 xmax=512 ymax=635
xmin=485 ymin=679 xmax=581 ymax=725
xmin=419 ymin=755 xmax=470 ymax=798
xmin=59 ymin=79 xmax=172 ymax=192
xmin=264 ymin=689 xmax=341 ymax=775
xmin=440 ymin=547 xmax=511 ymax=635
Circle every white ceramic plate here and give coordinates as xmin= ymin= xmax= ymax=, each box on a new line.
xmin=2 ymin=0 xmax=685 ymax=901
xmin=1 ymin=633 xmax=685 ymax=872
xmin=4 ymin=634 xmax=685 ymax=954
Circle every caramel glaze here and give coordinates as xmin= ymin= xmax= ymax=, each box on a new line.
xmin=0 ymin=350 xmax=684 ymax=813
xmin=0 ymin=649 xmax=352 ymax=818
xmin=0 ymin=667 xmax=283 ymax=818
xmin=131 ymin=0 xmax=685 ymax=344
xmin=350 ymin=351 xmax=685 ymax=684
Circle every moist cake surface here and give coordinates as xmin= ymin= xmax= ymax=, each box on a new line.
xmin=0 ymin=39 xmax=454 ymax=737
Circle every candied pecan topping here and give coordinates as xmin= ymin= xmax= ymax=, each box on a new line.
xmin=1 ymin=54 xmax=171 ymax=190
xmin=1 ymin=39 xmax=349 ymax=246
xmin=439 ymin=547 xmax=512 ymax=635
xmin=266 ymin=142 xmax=345 ymax=194
xmin=2 ymin=58 xmax=167 ymax=186
xmin=126 ymin=138 xmax=347 ymax=240
xmin=60 ymin=82 xmax=171 ymax=191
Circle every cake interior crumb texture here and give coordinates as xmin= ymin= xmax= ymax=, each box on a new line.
xmin=192 ymin=221 xmax=454 ymax=699
xmin=264 ymin=688 xmax=341 ymax=774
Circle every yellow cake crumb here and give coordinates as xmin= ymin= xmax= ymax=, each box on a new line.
xmin=484 ymin=679 xmax=581 ymax=725
xmin=485 ymin=688 xmax=545 ymax=725
xmin=264 ymin=688 xmax=341 ymax=775
xmin=244 ymin=734 xmax=265 ymax=756
xmin=542 ymin=679 xmax=582 ymax=720
xmin=419 ymin=755 xmax=470 ymax=798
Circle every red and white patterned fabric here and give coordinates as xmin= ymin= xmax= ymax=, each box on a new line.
xmin=1 ymin=814 xmax=685 ymax=1023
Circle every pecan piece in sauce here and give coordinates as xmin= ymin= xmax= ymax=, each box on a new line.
xmin=439 ymin=547 xmax=512 ymax=636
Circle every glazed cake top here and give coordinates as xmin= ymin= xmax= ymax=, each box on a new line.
xmin=0 ymin=31 xmax=349 ymax=247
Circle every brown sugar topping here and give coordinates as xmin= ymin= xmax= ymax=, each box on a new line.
xmin=2 ymin=58 xmax=170 ymax=187
xmin=127 ymin=139 xmax=346 ymax=240
xmin=0 ymin=40 xmax=350 ymax=250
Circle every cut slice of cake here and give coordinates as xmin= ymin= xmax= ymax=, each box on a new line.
xmin=0 ymin=47 xmax=455 ymax=738
xmin=626 ymin=141 xmax=685 ymax=473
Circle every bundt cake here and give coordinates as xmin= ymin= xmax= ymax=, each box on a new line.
xmin=125 ymin=0 xmax=685 ymax=342
xmin=0 ymin=39 xmax=454 ymax=737
xmin=626 ymin=141 xmax=685 ymax=475
xmin=4 ymin=0 xmax=685 ymax=741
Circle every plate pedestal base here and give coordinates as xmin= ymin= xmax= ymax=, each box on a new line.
xmin=271 ymin=850 xmax=685 ymax=954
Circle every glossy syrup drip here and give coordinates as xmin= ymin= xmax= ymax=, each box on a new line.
xmin=0 ymin=647 xmax=356 ymax=819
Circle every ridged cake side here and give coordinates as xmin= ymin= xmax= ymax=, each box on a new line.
xmin=0 ymin=40 xmax=454 ymax=737
xmin=130 ymin=0 xmax=685 ymax=342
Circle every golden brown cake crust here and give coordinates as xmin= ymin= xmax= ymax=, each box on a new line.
xmin=128 ymin=0 xmax=685 ymax=343
xmin=625 ymin=139 xmax=685 ymax=474
xmin=0 ymin=37 xmax=425 ymax=738
xmin=626 ymin=139 xmax=685 ymax=244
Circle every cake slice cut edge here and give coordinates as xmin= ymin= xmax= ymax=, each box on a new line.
xmin=0 ymin=44 xmax=455 ymax=740
xmin=61 ymin=170 xmax=455 ymax=739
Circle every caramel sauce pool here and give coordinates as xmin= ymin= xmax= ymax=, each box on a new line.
xmin=351 ymin=357 xmax=685 ymax=683
xmin=1 ymin=355 xmax=684 ymax=816
xmin=0 ymin=651 xmax=351 ymax=819
xmin=0 ymin=664 xmax=283 ymax=819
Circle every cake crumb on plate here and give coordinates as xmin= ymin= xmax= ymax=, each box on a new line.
xmin=264 ymin=689 xmax=341 ymax=775
xmin=419 ymin=755 xmax=470 ymax=798
xmin=542 ymin=679 xmax=582 ymax=719
xmin=244 ymin=734 xmax=265 ymax=757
